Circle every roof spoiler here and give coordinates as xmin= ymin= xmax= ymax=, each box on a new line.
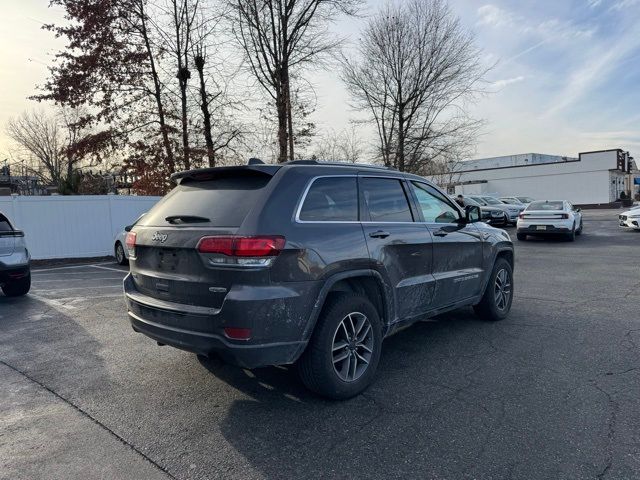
xmin=171 ymin=164 xmax=280 ymax=185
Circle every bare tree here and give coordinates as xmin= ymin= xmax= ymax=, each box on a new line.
xmin=229 ymin=0 xmax=362 ymax=162
xmin=342 ymin=0 xmax=488 ymax=174
xmin=191 ymin=4 xmax=244 ymax=167
xmin=6 ymin=112 xmax=64 ymax=186
xmin=312 ymin=125 xmax=365 ymax=162
xmin=5 ymin=109 xmax=114 ymax=191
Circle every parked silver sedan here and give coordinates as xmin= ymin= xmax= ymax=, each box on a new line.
xmin=468 ymin=195 xmax=525 ymax=225
xmin=114 ymin=213 xmax=145 ymax=265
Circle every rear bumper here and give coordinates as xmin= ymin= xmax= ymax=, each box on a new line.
xmin=0 ymin=265 xmax=30 ymax=284
xmin=516 ymin=225 xmax=572 ymax=235
xmin=123 ymin=274 xmax=315 ymax=368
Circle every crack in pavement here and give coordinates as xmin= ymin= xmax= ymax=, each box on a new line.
xmin=0 ymin=359 xmax=178 ymax=480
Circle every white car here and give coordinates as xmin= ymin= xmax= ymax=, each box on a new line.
xmin=517 ymin=200 xmax=583 ymax=241
xmin=619 ymin=206 xmax=640 ymax=230
xmin=114 ymin=213 xmax=145 ymax=265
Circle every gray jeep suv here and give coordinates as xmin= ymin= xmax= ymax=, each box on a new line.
xmin=0 ymin=212 xmax=31 ymax=297
xmin=124 ymin=161 xmax=514 ymax=399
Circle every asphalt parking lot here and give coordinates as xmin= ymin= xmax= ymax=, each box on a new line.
xmin=1 ymin=209 xmax=639 ymax=480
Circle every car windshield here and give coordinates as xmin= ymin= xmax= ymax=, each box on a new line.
xmin=463 ymin=197 xmax=480 ymax=207
xmin=527 ymin=201 xmax=564 ymax=211
xmin=517 ymin=196 xmax=534 ymax=203
xmin=482 ymin=197 xmax=502 ymax=205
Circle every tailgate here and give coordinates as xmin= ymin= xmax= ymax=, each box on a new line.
xmin=128 ymin=169 xmax=275 ymax=308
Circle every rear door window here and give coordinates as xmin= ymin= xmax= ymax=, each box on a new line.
xmin=298 ymin=177 xmax=358 ymax=221
xmin=140 ymin=173 xmax=271 ymax=227
xmin=361 ymin=177 xmax=413 ymax=222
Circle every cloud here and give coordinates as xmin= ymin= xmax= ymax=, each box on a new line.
xmin=491 ymin=76 xmax=526 ymax=89
xmin=477 ymin=5 xmax=516 ymax=27
xmin=476 ymin=4 xmax=595 ymax=41
xmin=610 ymin=0 xmax=640 ymax=10
xmin=588 ymin=0 xmax=602 ymax=7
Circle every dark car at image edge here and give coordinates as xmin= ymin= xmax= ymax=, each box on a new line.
xmin=123 ymin=160 xmax=514 ymax=399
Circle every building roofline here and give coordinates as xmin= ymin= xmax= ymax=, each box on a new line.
xmin=456 ymin=157 xmax=581 ymax=174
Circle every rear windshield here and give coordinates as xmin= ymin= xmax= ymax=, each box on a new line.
xmin=0 ymin=214 xmax=12 ymax=232
xmin=140 ymin=174 xmax=271 ymax=227
xmin=527 ymin=201 xmax=563 ymax=211
xmin=481 ymin=197 xmax=502 ymax=205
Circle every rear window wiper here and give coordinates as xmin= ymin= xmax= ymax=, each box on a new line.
xmin=165 ymin=215 xmax=210 ymax=224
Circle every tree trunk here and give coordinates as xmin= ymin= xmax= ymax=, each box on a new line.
xmin=276 ymin=70 xmax=288 ymax=162
xmin=284 ymin=69 xmax=294 ymax=161
xmin=195 ymin=56 xmax=215 ymax=168
xmin=178 ymin=68 xmax=191 ymax=170
xmin=139 ymin=3 xmax=175 ymax=174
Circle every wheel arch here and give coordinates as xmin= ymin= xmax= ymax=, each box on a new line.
xmin=301 ymin=269 xmax=393 ymax=345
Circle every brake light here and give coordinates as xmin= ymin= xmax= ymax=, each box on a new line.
xmin=125 ymin=232 xmax=137 ymax=258
xmin=518 ymin=213 xmax=525 ymax=219
xmin=197 ymin=236 xmax=285 ymax=257
xmin=560 ymin=213 xmax=569 ymax=219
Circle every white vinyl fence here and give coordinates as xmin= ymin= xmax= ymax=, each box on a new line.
xmin=0 ymin=195 xmax=161 ymax=260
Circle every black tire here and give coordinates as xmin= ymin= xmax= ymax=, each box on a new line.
xmin=115 ymin=241 xmax=128 ymax=265
xmin=2 ymin=274 xmax=31 ymax=297
xmin=298 ymin=292 xmax=383 ymax=400
xmin=566 ymin=224 xmax=576 ymax=242
xmin=473 ymin=257 xmax=513 ymax=321
xmin=576 ymin=219 xmax=583 ymax=236
xmin=516 ymin=232 xmax=527 ymax=241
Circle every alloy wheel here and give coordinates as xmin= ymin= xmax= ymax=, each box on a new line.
xmin=116 ymin=244 xmax=124 ymax=263
xmin=332 ymin=312 xmax=374 ymax=382
xmin=494 ymin=268 xmax=512 ymax=311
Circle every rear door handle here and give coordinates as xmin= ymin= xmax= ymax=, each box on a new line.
xmin=369 ymin=230 xmax=390 ymax=239
xmin=433 ymin=230 xmax=448 ymax=237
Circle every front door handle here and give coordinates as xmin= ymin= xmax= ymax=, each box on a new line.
xmin=369 ymin=230 xmax=390 ymax=239
xmin=433 ymin=230 xmax=448 ymax=237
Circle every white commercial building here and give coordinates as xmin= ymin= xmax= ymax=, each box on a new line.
xmin=443 ymin=149 xmax=637 ymax=205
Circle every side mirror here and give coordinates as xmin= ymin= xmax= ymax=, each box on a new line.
xmin=124 ymin=225 xmax=133 ymax=232
xmin=465 ymin=205 xmax=481 ymax=223
xmin=575 ymin=207 xmax=581 ymax=212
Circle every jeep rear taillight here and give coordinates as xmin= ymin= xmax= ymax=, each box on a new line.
xmin=125 ymin=232 xmax=137 ymax=258
xmin=197 ymin=235 xmax=285 ymax=266
xmin=197 ymin=236 xmax=285 ymax=257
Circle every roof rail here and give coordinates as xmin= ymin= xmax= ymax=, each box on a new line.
xmin=286 ymin=159 xmax=395 ymax=171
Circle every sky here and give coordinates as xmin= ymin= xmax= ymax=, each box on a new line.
xmin=1 ymin=0 xmax=639 ymax=161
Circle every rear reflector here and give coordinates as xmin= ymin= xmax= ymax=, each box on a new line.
xmin=197 ymin=236 xmax=285 ymax=257
xmin=224 ymin=327 xmax=252 ymax=340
